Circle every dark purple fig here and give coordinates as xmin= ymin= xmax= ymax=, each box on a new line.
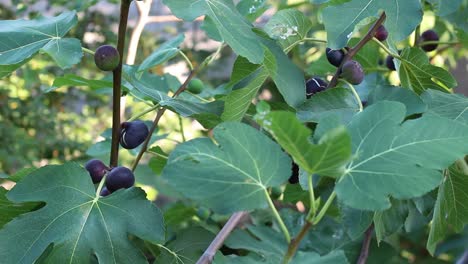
xmin=306 ymin=77 xmax=328 ymax=98
xmin=120 ymin=120 xmax=149 ymax=149
xmin=340 ymin=60 xmax=364 ymax=85
xmin=94 ymin=45 xmax=120 ymax=71
xmin=420 ymin=30 xmax=439 ymax=52
xmin=100 ymin=186 xmax=111 ymax=197
xmin=105 ymin=166 xmax=135 ymax=192
xmin=385 ymin=55 xmax=396 ymax=71
xmin=326 ymin=48 xmax=345 ymax=67
xmin=288 ymin=162 xmax=299 ymax=184
xmin=85 ymin=159 xmax=110 ymax=183
xmin=374 ymin=25 xmax=388 ymax=41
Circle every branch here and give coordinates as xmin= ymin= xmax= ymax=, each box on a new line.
xmin=327 ymin=12 xmax=387 ymax=89
xmin=357 ymin=224 xmax=374 ymax=264
xmin=110 ymin=0 xmax=131 ymax=167
xmin=196 ymin=211 xmax=248 ymax=264
xmin=281 ymin=221 xmax=313 ymax=264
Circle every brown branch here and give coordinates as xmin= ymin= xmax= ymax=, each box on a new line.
xmin=357 ymin=224 xmax=374 ymax=264
xmin=196 ymin=211 xmax=248 ymax=264
xmin=327 ymin=12 xmax=387 ymax=89
xmin=281 ymin=221 xmax=313 ymax=264
xmin=110 ymin=0 xmax=131 ymax=167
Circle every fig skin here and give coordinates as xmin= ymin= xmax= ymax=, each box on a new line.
xmin=374 ymin=25 xmax=388 ymax=41
xmin=187 ymin=78 xmax=204 ymax=94
xmin=105 ymin=166 xmax=135 ymax=192
xmin=306 ymin=77 xmax=328 ymax=98
xmin=120 ymin=120 xmax=149 ymax=149
xmin=420 ymin=30 xmax=439 ymax=52
xmin=340 ymin=60 xmax=364 ymax=85
xmin=85 ymin=159 xmax=110 ymax=183
xmin=326 ymin=48 xmax=345 ymax=67
xmin=94 ymin=45 xmax=120 ymax=71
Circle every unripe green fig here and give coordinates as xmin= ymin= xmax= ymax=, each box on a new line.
xmin=340 ymin=60 xmax=364 ymax=85
xmin=94 ymin=45 xmax=120 ymax=71
xmin=187 ymin=78 xmax=204 ymax=94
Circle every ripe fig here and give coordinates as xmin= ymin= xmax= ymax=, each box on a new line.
xmin=326 ymin=48 xmax=345 ymax=67
xmin=187 ymin=78 xmax=204 ymax=94
xmin=340 ymin=60 xmax=364 ymax=85
xmin=306 ymin=77 xmax=327 ymax=98
xmin=374 ymin=25 xmax=388 ymax=41
xmin=94 ymin=45 xmax=120 ymax=71
xmin=105 ymin=166 xmax=135 ymax=192
xmin=120 ymin=120 xmax=149 ymax=149
xmin=100 ymin=187 xmax=111 ymax=197
xmin=85 ymin=159 xmax=110 ymax=183
xmin=420 ymin=30 xmax=439 ymax=52
xmin=385 ymin=55 xmax=396 ymax=71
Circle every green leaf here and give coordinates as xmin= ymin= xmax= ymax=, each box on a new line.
xmin=236 ymin=0 xmax=269 ymax=21
xmin=291 ymin=251 xmax=349 ymax=264
xmin=367 ymin=85 xmax=427 ymax=116
xmin=222 ymin=68 xmax=269 ymax=121
xmin=163 ymin=0 xmax=264 ymax=64
xmin=262 ymin=39 xmax=306 ymax=108
xmin=373 ymin=200 xmax=408 ymax=243
xmin=264 ymin=9 xmax=313 ymax=50
xmin=161 ymin=122 xmax=291 ymax=213
xmin=0 ymin=11 xmax=81 ymax=69
xmin=137 ymin=34 xmax=185 ymax=72
xmin=427 ymin=0 xmax=463 ymax=16
xmin=398 ymin=48 xmax=457 ymax=94
xmin=296 ymin=88 xmax=360 ymax=123
xmin=337 ymin=101 xmax=468 ymax=210
xmin=421 ymin=89 xmax=468 ymax=125
xmin=256 ymin=111 xmax=352 ymax=177
xmin=427 ymin=165 xmax=468 ymax=254
xmin=340 ymin=205 xmax=373 ymax=240
xmin=49 ymin=74 xmax=115 ymax=93
xmin=0 ymin=187 xmax=38 ymax=229
xmin=322 ymin=0 xmax=422 ymax=48
xmin=0 ymin=163 xmax=165 ymax=264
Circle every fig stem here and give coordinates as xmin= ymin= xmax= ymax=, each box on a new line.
xmin=418 ymin=40 xmax=459 ymax=46
xmin=328 ymin=12 xmax=386 ymax=89
xmin=178 ymin=115 xmax=186 ymax=142
xmin=127 ymin=103 xmax=160 ymax=122
xmin=305 ymin=173 xmax=316 ymax=220
xmin=284 ymin=37 xmax=327 ymax=53
xmin=110 ymin=0 xmax=131 ymax=167
xmin=372 ymin=37 xmax=401 ymax=59
xmin=95 ymin=175 xmax=107 ymax=199
xmin=342 ymin=79 xmax=363 ymax=112
xmin=264 ymin=189 xmax=291 ymax=243
xmin=178 ymin=50 xmax=194 ymax=71
xmin=82 ymin=47 xmax=95 ymax=56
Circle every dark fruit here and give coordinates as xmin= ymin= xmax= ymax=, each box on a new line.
xmin=105 ymin=166 xmax=135 ymax=192
xmin=420 ymin=30 xmax=439 ymax=52
xmin=94 ymin=45 xmax=120 ymax=71
xmin=187 ymin=78 xmax=204 ymax=94
xmin=340 ymin=60 xmax=364 ymax=85
xmin=374 ymin=25 xmax=388 ymax=41
xmin=385 ymin=55 xmax=396 ymax=71
xmin=85 ymin=159 xmax=110 ymax=183
xmin=100 ymin=187 xmax=111 ymax=197
xmin=120 ymin=120 xmax=149 ymax=149
xmin=288 ymin=162 xmax=299 ymax=184
xmin=326 ymin=48 xmax=345 ymax=67
xmin=306 ymin=77 xmax=327 ymax=98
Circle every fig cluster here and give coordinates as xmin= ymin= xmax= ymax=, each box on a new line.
xmin=120 ymin=120 xmax=149 ymax=149
xmin=84 ymin=159 xmax=135 ymax=196
xmin=325 ymin=46 xmax=364 ymax=85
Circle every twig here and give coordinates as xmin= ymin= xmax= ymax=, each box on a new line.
xmin=196 ymin=211 xmax=248 ymax=264
xmin=357 ymin=224 xmax=374 ymax=264
xmin=281 ymin=221 xmax=313 ymax=264
xmin=110 ymin=0 xmax=131 ymax=167
xmin=327 ymin=12 xmax=387 ymax=89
